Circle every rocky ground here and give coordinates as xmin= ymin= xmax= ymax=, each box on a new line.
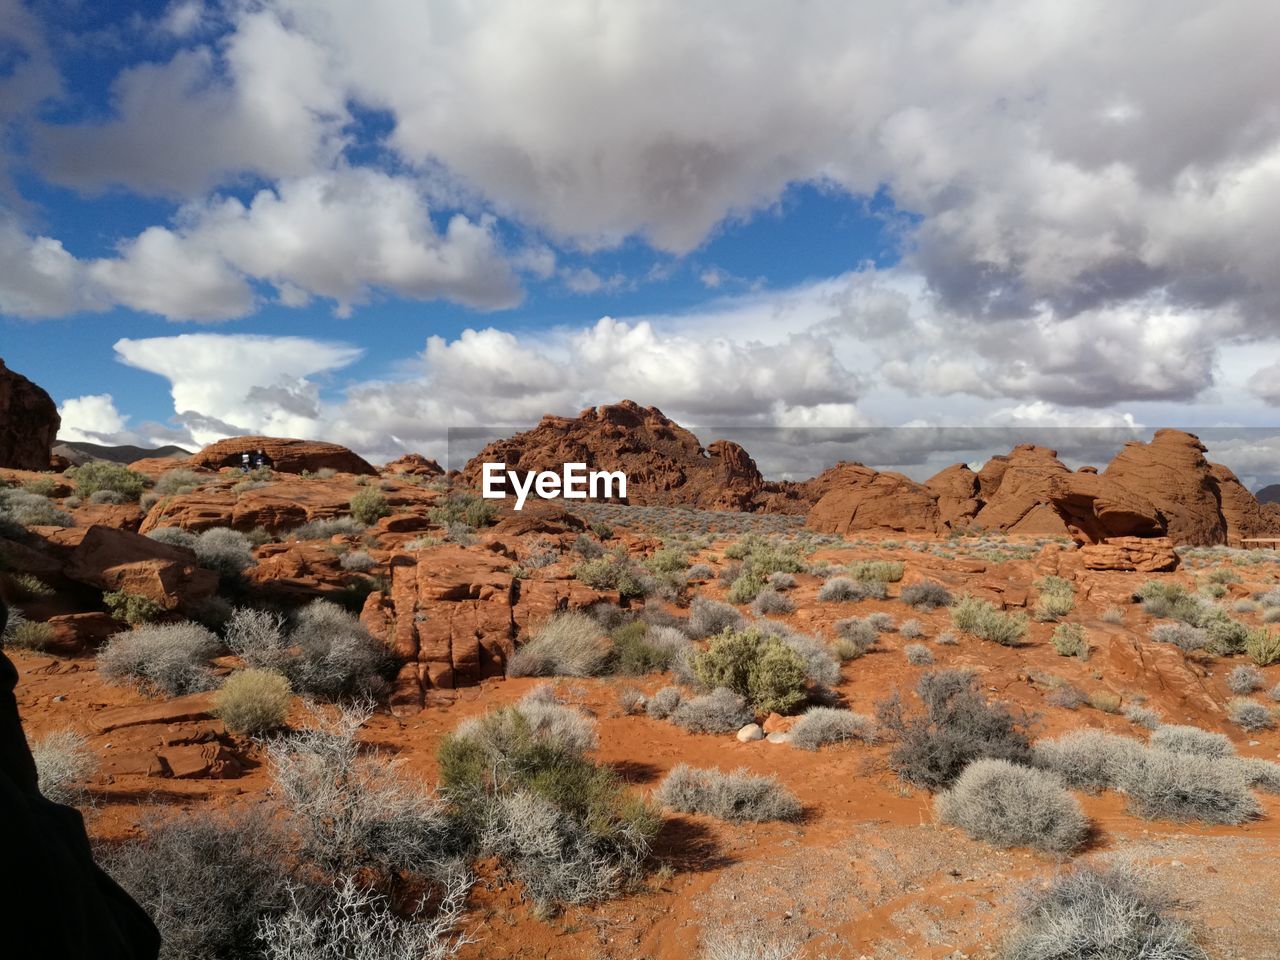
xmin=5 ymin=440 xmax=1280 ymax=959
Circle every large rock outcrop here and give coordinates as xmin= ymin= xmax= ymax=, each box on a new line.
xmin=0 ymin=359 xmax=59 ymax=470
xmin=460 ymin=401 xmax=766 ymax=511
xmin=1103 ymin=430 xmax=1224 ymax=545
xmin=188 ymin=436 xmax=377 ymax=475
xmin=1209 ymin=463 xmax=1277 ymax=546
xmin=805 ymin=463 xmax=946 ymax=536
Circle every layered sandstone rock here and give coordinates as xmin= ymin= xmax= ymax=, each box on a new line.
xmin=0 ymin=358 xmax=59 ymax=469
xmin=1209 ymin=463 xmax=1277 ymax=546
xmin=925 ymin=464 xmax=982 ymax=526
xmin=806 ymin=463 xmax=946 ymax=536
xmin=188 ymin=436 xmax=377 ymax=475
xmin=1103 ymin=430 xmax=1224 ymax=545
xmin=970 ymin=445 xmax=1074 ymax=536
xmin=460 ymin=401 xmax=766 ymax=511
xmin=1078 ymin=536 xmax=1179 ymax=572
xmin=43 ymin=524 xmax=219 ymax=609
xmin=382 ymin=453 xmax=445 ymax=477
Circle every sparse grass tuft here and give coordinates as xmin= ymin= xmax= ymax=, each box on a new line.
xmin=509 ymin=611 xmax=611 ymax=678
xmin=951 ymin=595 xmax=1028 ymax=646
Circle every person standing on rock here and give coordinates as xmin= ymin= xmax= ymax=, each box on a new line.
xmin=0 ymin=596 xmax=160 ymax=959
xmin=241 ymin=451 xmax=252 ymax=471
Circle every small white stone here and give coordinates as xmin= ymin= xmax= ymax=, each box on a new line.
xmin=736 ymin=723 xmax=764 ymax=742
xmin=766 ymin=731 xmax=791 ymax=744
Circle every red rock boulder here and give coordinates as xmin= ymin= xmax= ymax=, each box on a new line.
xmin=188 ymin=436 xmax=377 ymax=475
xmin=0 ymin=358 xmax=59 ymax=470
xmin=805 ymin=463 xmax=946 ymax=536
xmin=1078 ymin=536 xmax=1179 ymax=572
xmin=1103 ymin=430 xmax=1224 ymax=545
xmin=44 ymin=524 xmax=219 ymax=610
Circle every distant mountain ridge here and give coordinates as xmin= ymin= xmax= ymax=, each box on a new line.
xmin=53 ymin=441 xmax=191 ymax=466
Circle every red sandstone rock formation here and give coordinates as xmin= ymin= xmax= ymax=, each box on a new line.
xmin=188 ymin=436 xmax=377 ymax=475
xmin=805 ymin=463 xmax=946 ymax=536
xmin=383 ymin=453 xmax=444 ymax=477
xmin=1208 ymin=463 xmax=1277 ymax=546
xmin=1078 ymin=536 xmax=1180 ymax=572
xmin=924 ymin=463 xmax=982 ymax=526
xmin=0 ymin=358 xmax=59 ymax=469
xmin=460 ymin=400 xmax=766 ymax=510
xmin=1102 ymin=430 xmax=1224 ymax=545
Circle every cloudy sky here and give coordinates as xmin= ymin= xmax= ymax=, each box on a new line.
xmin=2 ymin=1 xmax=1280 ymax=484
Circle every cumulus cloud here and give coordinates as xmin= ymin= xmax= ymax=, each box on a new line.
xmin=56 ymin=394 xmax=131 ymax=444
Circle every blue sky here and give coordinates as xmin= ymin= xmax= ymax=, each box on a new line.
xmin=2 ymin=1 xmax=1280 ymax=484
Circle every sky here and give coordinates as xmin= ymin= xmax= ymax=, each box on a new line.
xmin=2 ymin=1 xmax=1280 ymax=486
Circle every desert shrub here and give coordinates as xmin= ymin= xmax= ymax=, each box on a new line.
xmin=1032 ymin=575 xmax=1075 ymax=622
xmin=1088 ymin=690 xmax=1122 ymax=713
xmin=573 ymin=534 xmax=605 ymax=560
xmin=1205 ymin=566 xmax=1241 ymax=585
xmin=1125 ymin=704 xmax=1162 ymax=729
xmin=899 ymin=618 xmax=924 ymax=639
xmin=1245 ymin=627 xmax=1280 ymax=666
xmin=846 ymin=559 xmax=904 ymax=583
xmin=193 ymin=527 xmax=255 ymax=578
xmin=646 ymin=685 xmax=684 ymax=720
xmin=439 ymin=700 xmax=658 ymax=906
xmin=789 ymin=707 xmax=875 ymax=751
xmin=509 ymin=611 xmax=611 ymax=677
xmin=155 ymin=468 xmax=204 ymax=496
xmin=877 ymin=669 xmax=1032 ymax=789
xmin=1000 ymin=865 xmax=1207 ymax=960
xmin=687 ymin=596 xmax=745 ymax=639
xmin=1032 ymin=729 xmax=1147 ymax=793
xmin=1149 ymin=621 xmax=1208 ymax=653
xmin=103 ymin=589 xmax=164 ymax=625
xmin=818 ymin=576 xmax=868 ymax=602
xmin=32 ymin=729 xmax=96 ymax=804
xmin=609 ymin=621 xmax=681 ymax=675
xmin=935 ymin=630 xmax=958 ymax=645
xmin=1272 ymin=681 xmax=1280 ymax=702
xmin=904 ymin=643 xmax=933 ymax=665
xmin=646 ymin=547 xmax=688 ymax=574
xmin=21 ymin=475 xmax=58 ymax=496
xmin=339 ymin=549 xmax=376 ymax=572
xmin=7 ymin=571 xmax=54 ymax=600
xmin=1100 ymin=605 xmax=1125 ymax=624
xmin=1228 ymin=697 xmax=1274 ymax=731
xmin=573 ymin=553 xmax=651 ymax=599
xmin=103 ymin=810 xmax=295 ymax=960
xmin=146 ymin=526 xmax=198 ymax=549
xmin=349 ymin=488 xmax=391 ymax=525
xmin=726 ymin=569 xmax=765 ymax=604
xmin=271 ymin=705 xmax=458 ymax=877
xmin=935 ymin=758 xmax=1087 ymax=853
xmin=900 ymin=580 xmax=951 ymax=610
xmin=700 ymin=932 xmax=800 ymax=960
xmin=867 ymin=611 xmax=895 ymax=632
xmin=1227 ymin=664 xmax=1263 ymax=694
xmin=767 ymin=571 xmax=796 ymax=590
xmin=66 ymin=461 xmax=146 ymax=500
xmin=671 ymin=687 xmax=754 ymax=733
xmin=1045 ymin=682 xmax=1087 ymax=709
xmin=428 ymin=492 xmax=495 ymax=530
xmin=750 ymin=587 xmax=794 ymax=616
xmin=951 ymin=595 xmax=1028 ymax=646
xmin=1120 ymin=748 xmax=1259 ymax=824
xmin=1151 ymin=724 xmax=1234 ymax=759
xmin=290 ymin=516 xmax=367 ymax=540
xmin=97 ymin=622 xmax=220 ymax=696
xmin=8 ymin=619 xmax=55 ymax=651
xmin=1234 ymin=757 xmax=1280 ymax=794
xmin=833 ymin=617 xmax=878 ymax=659
xmin=88 ymin=489 xmax=129 ymax=505
xmin=1201 ymin=611 xmax=1251 ymax=656
xmin=258 ymin=874 xmax=471 ymax=960
xmin=0 ymin=489 xmax=73 ymax=527
xmin=686 ymin=562 xmax=714 ymax=579
xmin=215 ymin=668 xmax=292 ymax=735
xmin=286 ymin=600 xmax=395 ymax=699
xmin=656 ymin=765 xmax=801 ymax=822
xmin=1050 ymin=622 xmax=1089 ymax=659
xmin=691 ymin=627 xmax=809 ymax=715
xmin=1137 ymin=581 xmax=1205 ymax=624
xmin=616 ymin=686 xmax=646 ymax=715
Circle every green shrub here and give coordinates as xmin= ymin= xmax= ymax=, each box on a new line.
xmin=66 ymin=461 xmax=146 ymax=500
xmin=1245 ymin=627 xmax=1280 ymax=666
xmin=950 ymin=595 xmax=1028 ymax=646
xmin=215 ymin=668 xmax=292 ymax=735
xmin=428 ymin=492 xmax=496 ymax=529
xmin=656 ymin=765 xmax=801 ymax=822
xmin=21 ymin=476 xmax=58 ymax=496
xmin=103 ymin=590 xmax=164 ymax=625
xmin=9 ymin=619 xmax=56 ymax=651
xmin=692 ymin=627 xmax=809 ymax=715
xmin=725 ymin=569 xmax=765 ymax=604
xmin=609 ymin=621 xmax=675 ymax=675
xmin=509 ymin=611 xmax=611 ymax=677
xmin=8 ymin=572 xmax=55 ymax=600
xmin=935 ymin=758 xmax=1088 ymax=853
xmin=647 ymin=547 xmax=689 ymax=574
xmin=1032 ymin=576 xmax=1074 ymax=621
xmin=573 ymin=553 xmax=651 ymax=599
xmin=846 ymin=559 xmax=904 ymax=583
xmin=877 ymin=669 xmax=1032 ymax=789
xmin=349 ymin=488 xmax=391 ymax=525
xmin=154 ymin=468 xmax=204 ymax=496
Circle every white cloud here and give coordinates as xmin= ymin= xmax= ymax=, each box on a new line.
xmin=0 ymin=217 xmax=101 ymax=317
xmin=56 ymin=394 xmax=130 ymax=444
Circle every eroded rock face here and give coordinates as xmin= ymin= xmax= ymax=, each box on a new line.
xmin=44 ymin=524 xmax=219 ymax=609
xmin=1078 ymin=536 xmax=1180 ymax=572
xmin=0 ymin=359 xmax=59 ymax=469
xmin=460 ymin=400 xmax=766 ymax=511
xmin=382 ymin=453 xmax=444 ymax=477
xmin=805 ymin=463 xmax=946 ymax=536
xmin=925 ymin=464 xmax=982 ymax=526
xmin=970 ymin=445 xmax=1074 ymax=537
xmin=188 ymin=436 xmax=377 ymax=475
xmin=1209 ymin=463 xmax=1277 ymax=546
xmin=1103 ymin=430 xmax=1224 ymax=545
xmin=1045 ymin=471 xmax=1166 ymax=543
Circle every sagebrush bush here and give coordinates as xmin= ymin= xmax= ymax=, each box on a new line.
xmin=935 ymin=758 xmax=1088 ymax=853
xmin=215 ymin=668 xmax=292 ymax=735
xmin=509 ymin=611 xmax=611 ymax=677
xmin=1150 ymin=724 xmax=1233 ymax=759
xmin=154 ymin=468 xmax=204 ymax=496
xmin=349 ymin=488 xmax=391 ymax=525
xmin=900 ymin=580 xmax=951 ymax=610
xmin=146 ymin=526 xmax=197 ymax=550
xmin=8 ymin=619 xmax=55 ymax=651
xmin=1124 ymin=704 xmax=1162 ymax=729
xmin=103 ymin=590 xmax=164 ymax=625
xmin=32 ymin=729 xmax=96 ymax=804
xmin=1228 ymin=697 xmax=1274 ymax=731
xmin=98 ymin=622 xmax=221 ymax=696
xmin=1100 ymin=605 xmax=1125 ymax=624
xmin=606 ymin=621 xmax=673 ymax=675
xmin=789 ymin=707 xmax=875 ymax=751
xmin=671 ymin=687 xmax=754 ymax=733
xmin=1050 ymin=622 xmax=1089 ymax=659
xmin=1149 ymin=621 xmax=1208 ymax=653
xmin=726 ymin=569 xmax=765 ymax=604
xmin=691 ymin=627 xmax=809 ymax=715
xmin=645 ymin=685 xmax=684 ymax=720
xmin=66 ymin=461 xmax=146 ymax=500
xmin=573 ymin=553 xmax=651 ymax=599
xmin=1120 ymin=748 xmax=1260 ymax=824
xmin=686 ymin=562 xmax=714 ymax=580
xmin=339 ymin=549 xmax=376 ymax=572
xmin=750 ymin=587 xmax=794 ymax=616
xmin=846 ymin=559 xmax=904 ymax=582
xmin=1000 ymin=865 xmax=1207 ymax=960
xmin=656 ymin=764 xmax=801 ymax=822
xmin=899 ymin=618 xmax=924 ymax=639
xmin=287 ymin=600 xmax=394 ymax=699
xmin=1138 ymin=581 xmax=1205 ymax=624
xmin=0 ymin=489 xmax=73 ymax=527
xmin=833 ymin=617 xmax=878 ymax=659
xmin=687 ymin=596 xmax=744 ymax=639
xmin=1033 ymin=729 xmax=1147 ymax=793
xmin=904 ymin=643 xmax=933 ymax=665
xmin=950 ymin=594 xmax=1028 ymax=646
xmin=701 ymin=932 xmax=800 ymax=960
xmin=1226 ymin=664 xmax=1263 ymax=694
xmin=194 ymin=527 xmax=255 ymax=578
xmin=290 ymin=516 xmax=366 ymax=540
xmin=1032 ymin=575 xmax=1075 ymax=622
xmin=818 ymin=576 xmax=868 ymax=602
xmin=877 ymin=669 xmax=1032 ymax=789
xmin=767 ymin=571 xmax=796 ymax=590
